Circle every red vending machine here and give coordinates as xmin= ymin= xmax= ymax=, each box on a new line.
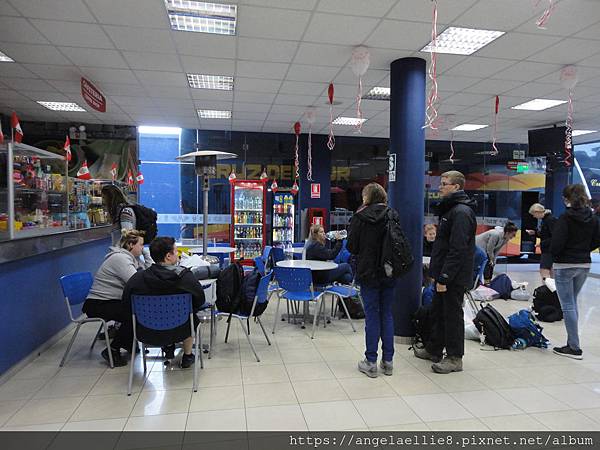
xmin=230 ymin=179 xmax=267 ymax=263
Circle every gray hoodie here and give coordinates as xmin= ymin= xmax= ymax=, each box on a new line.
xmin=475 ymin=226 xmax=508 ymax=263
xmin=87 ymin=246 xmax=151 ymax=301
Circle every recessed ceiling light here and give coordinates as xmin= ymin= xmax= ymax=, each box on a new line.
xmin=511 ymin=99 xmax=567 ymax=111
xmin=164 ymin=0 xmax=236 ymax=35
xmin=332 ymin=116 xmax=367 ymax=126
xmin=0 ymin=50 xmax=14 ymax=62
xmin=362 ymin=87 xmax=390 ymax=101
xmin=197 ymin=109 xmax=231 ymax=119
xmin=37 ymin=101 xmax=86 ymax=112
xmin=421 ymin=27 xmax=505 ymax=55
xmin=451 ymin=124 xmax=488 ymax=131
xmin=572 ymin=129 xmax=597 ymax=137
xmin=187 ymin=73 xmax=233 ymax=90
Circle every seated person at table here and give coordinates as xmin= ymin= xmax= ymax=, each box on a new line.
xmin=423 ymin=224 xmax=437 ymax=257
xmin=83 ymin=229 xmax=152 ymax=367
xmin=305 ymin=224 xmax=353 ymax=285
xmin=122 ymin=236 xmax=208 ymax=369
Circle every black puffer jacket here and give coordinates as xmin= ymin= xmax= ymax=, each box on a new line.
xmin=551 ymin=207 xmax=600 ymax=264
xmin=428 ymin=191 xmax=477 ymax=289
xmin=347 ymin=203 xmax=395 ymax=287
xmin=538 ymin=212 xmax=557 ymax=253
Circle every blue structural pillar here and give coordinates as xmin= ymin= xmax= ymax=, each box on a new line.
xmin=387 ymin=57 xmax=426 ymax=340
xmin=545 ymin=165 xmax=571 ymax=218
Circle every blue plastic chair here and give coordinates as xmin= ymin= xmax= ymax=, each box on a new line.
xmin=59 ymin=272 xmax=114 ymax=368
xmin=272 ymin=267 xmax=325 ymax=339
xmin=324 ymin=281 xmax=362 ymax=332
xmin=270 ymin=247 xmax=285 ymax=265
xmin=215 ymin=271 xmax=273 ymax=362
xmin=128 ymin=293 xmax=202 ymax=395
xmin=254 ymin=256 xmax=266 ymax=276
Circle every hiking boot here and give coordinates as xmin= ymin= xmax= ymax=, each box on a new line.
xmin=180 ymin=353 xmax=195 ymax=369
xmin=412 ymin=346 xmax=442 ymax=363
xmin=379 ymin=360 xmax=393 ymax=376
xmin=553 ymin=345 xmax=583 ymax=360
xmin=357 ymin=359 xmax=378 ymax=378
xmin=101 ymin=347 xmax=127 ymax=367
xmin=431 ymin=356 xmax=463 ymax=374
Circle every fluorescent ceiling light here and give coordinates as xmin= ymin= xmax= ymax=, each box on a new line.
xmin=0 ymin=50 xmax=14 ymax=62
xmin=138 ymin=126 xmax=181 ymax=135
xmin=421 ymin=27 xmax=505 ymax=55
xmin=511 ymin=99 xmax=567 ymax=111
xmin=37 ymin=101 xmax=86 ymax=112
xmin=332 ymin=116 xmax=367 ymax=126
xmin=452 ymin=124 xmax=488 ymax=131
xmin=187 ymin=73 xmax=233 ymax=90
xmin=362 ymin=86 xmax=390 ymax=101
xmin=197 ymin=109 xmax=231 ymax=119
xmin=165 ymin=0 xmax=236 ymax=35
xmin=572 ymin=129 xmax=597 ymax=137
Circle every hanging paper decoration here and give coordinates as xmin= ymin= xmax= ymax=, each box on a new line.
xmin=293 ymin=121 xmax=301 ymax=180
xmin=424 ymin=0 xmax=439 ymax=130
xmin=77 ymin=160 xmax=92 ymax=180
xmin=136 ymin=171 xmax=144 ymax=185
xmin=560 ymin=65 xmax=578 ymax=167
xmin=327 ymin=83 xmax=335 ymax=150
xmin=535 ymin=0 xmax=557 ymax=29
xmin=349 ymin=46 xmax=370 ymax=133
xmin=110 ymin=162 xmax=118 ymax=181
xmin=491 ymin=95 xmax=500 ymax=156
xmin=305 ymin=107 xmax=317 ymax=181
xmin=291 ymin=180 xmax=299 ymax=195
xmin=270 ymin=179 xmax=278 ymax=193
xmin=127 ymin=169 xmax=134 ymax=185
xmin=64 ymin=135 xmax=71 ymax=162
xmin=228 ymin=168 xmax=237 ymax=182
xmin=445 ymin=115 xmax=457 ymax=164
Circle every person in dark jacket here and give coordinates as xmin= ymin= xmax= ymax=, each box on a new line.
xmin=526 ymin=203 xmax=557 ymax=280
xmin=305 ymin=224 xmax=353 ymax=285
xmin=423 ymin=224 xmax=437 ymax=257
xmin=122 ymin=236 xmax=208 ymax=369
xmin=551 ymin=184 xmax=600 ymax=360
xmin=413 ymin=171 xmax=477 ymax=374
xmin=347 ymin=182 xmax=399 ymax=378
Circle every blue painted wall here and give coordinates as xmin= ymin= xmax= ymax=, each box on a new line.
xmin=0 ymin=237 xmax=110 ymax=375
xmin=298 ymin=133 xmax=332 ymax=215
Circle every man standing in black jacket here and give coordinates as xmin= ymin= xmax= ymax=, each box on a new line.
xmin=414 ymin=171 xmax=476 ymax=374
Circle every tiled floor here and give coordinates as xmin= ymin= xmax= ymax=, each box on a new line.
xmin=2 ymin=265 xmax=600 ymax=431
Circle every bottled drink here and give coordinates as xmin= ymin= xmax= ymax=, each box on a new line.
xmin=326 ymin=230 xmax=347 ymax=240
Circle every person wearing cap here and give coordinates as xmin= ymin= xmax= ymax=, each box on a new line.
xmin=526 ymin=203 xmax=557 ymax=280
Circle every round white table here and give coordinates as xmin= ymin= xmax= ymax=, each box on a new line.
xmin=276 ymin=260 xmax=337 ymax=271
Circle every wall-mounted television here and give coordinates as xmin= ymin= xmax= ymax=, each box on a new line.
xmin=528 ymin=126 xmax=566 ymax=156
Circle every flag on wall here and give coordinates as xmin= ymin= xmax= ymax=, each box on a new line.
xmin=127 ymin=169 xmax=134 ymax=185
xmin=110 ymin=162 xmax=117 ymax=181
xmin=11 ymin=111 xmax=23 ymax=143
xmin=136 ymin=171 xmax=144 ymax=185
xmin=64 ymin=135 xmax=71 ymax=161
xmin=77 ymin=160 xmax=92 ymax=180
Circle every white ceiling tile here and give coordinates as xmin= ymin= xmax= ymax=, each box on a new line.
xmin=304 ymin=13 xmax=380 ymax=46
xmin=476 ymin=32 xmax=559 ymax=60
xmin=286 ymin=64 xmax=340 ymax=83
xmin=180 ymin=55 xmax=235 ymax=75
xmin=232 ymin=119 xmax=264 ymax=128
xmin=445 ymin=92 xmax=493 ymax=107
xmin=111 ymin=96 xmax=155 ymax=107
xmin=240 ymin=0 xmax=317 ymax=10
xmin=574 ymin=21 xmax=600 ymax=40
xmin=85 ymin=0 xmax=168 ymax=28
xmin=236 ymin=77 xmax=282 ymax=93
xmin=2 ymin=77 xmax=57 ymax=92
xmin=190 ymin=89 xmax=233 ymax=102
xmin=122 ymin=51 xmax=182 ymax=72
xmin=444 ymin=57 xmax=517 ymax=78
xmin=172 ymin=32 xmax=235 ymax=58
xmin=360 ymin=99 xmax=390 ymax=112
xmin=0 ymin=1 xmax=20 ymax=15
xmin=233 ymin=102 xmax=272 ymax=112
xmin=152 ymin=98 xmax=194 ymax=109
xmin=528 ymin=38 xmax=600 ymax=65
xmin=437 ymin=75 xmax=481 ymax=92
xmin=0 ymin=63 xmax=36 ymax=78
xmin=233 ymin=111 xmax=268 ymax=120
xmin=274 ymin=93 xmax=319 ymax=106
xmin=99 ymin=83 xmax=146 ymax=96
xmin=329 ymin=83 xmax=361 ymax=100
xmin=368 ymin=48 xmax=414 ymax=70
xmin=0 ymin=88 xmax=29 ymax=101
xmin=293 ymin=43 xmax=351 ymax=67
xmin=31 ymin=20 xmax=113 ymax=49
xmin=454 ymin=0 xmax=536 ymax=31
xmin=81 ymin=67 xmax=138 ymax=85
xmin=0 ymin=16 xmax=49 ymax=44
xmin=0 ymin=42 xmax=72 ymax=65
xmin=10 ymin=0 xmax=95 ymax=21
xmin=317 ymin=0 xmax=397 ymax=17
xmin=536 ymin=65 xmax=600 ymax=85
xmin=103 ymin=25 xmax=175 ymax=53
xmin=492 ymin=61 xmax=562 ymax=81
xmin=334 ymin=68 xmax=388 ymax=87
xmin=578 ymin=51 xmax=600 ymax=68
xmin=22 ymin=64 xmax=80 ymax=81
xmin=279 ymin=80 xmax=324 ymax=96
xmin=237 ymin=6 xmax=310 ymax=40
xmin=237 ymin=38 xmax=297 ymax=63
xmin=236 ymin=60 xmax=289 ymax=80
xmin=233 ymin=91 xmax=276 ymax=103
xmin=504 ymin=81 xmax=561 ymax=98
xmin=135 ymin=70 xmax=187 ymax=87
xmin=59 ymin=47 xmax=127 ymax=68
xmin=150 ymin=86 xmax=192 ymax=98
xmin=463 ymin=79 xmax=525 ymax=95
xmin=516 ymin=0 xmax=600 ymax=36
xmin=387 ymin=0 xmax=477 ymax=23
xmin=366 ymin=20 xmax=433 ymax=50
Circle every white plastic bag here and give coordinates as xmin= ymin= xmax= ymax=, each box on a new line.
xmin=510 ymin=285 xmax=531 ymax=301
xmin=463 ymin=303 xmax=481 ymax=341
xmin=471 ymin=285 xmax=500 ymax=301
xmin=544 ymin=277 xmax=557 ymax=293
xmin=179 ymin=253 xmax=210 ymax=268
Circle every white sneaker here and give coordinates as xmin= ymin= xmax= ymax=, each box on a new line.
xmin=357 ymin=359 xmax=378 ymax=378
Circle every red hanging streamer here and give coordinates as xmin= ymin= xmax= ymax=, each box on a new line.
xmin=307 ymin=127 xmax=313 ymax=181
xmin=355 ymin=76 xmax=363 ymax=133
xmin=491 ymin=95 xmax=500 ymax=156
xmin=327 ymin=83 xmax=335 ymax=151
xmin=293 ymin=122 xmax=301 ymax=180
xmin=424 ymin=0 xmax=439 ymax=130
xmin=535 ymin=0 xmax=557 ymax=29
xmin=564 ymin=90 xmax=573 ymax=167
xmin=449 ymin=130 xmax=455 ymax=164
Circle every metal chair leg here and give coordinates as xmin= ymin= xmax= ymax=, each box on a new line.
xmin=311 ymin=298 xmax=322 ymax=339
xmin=224 ymin=316 xmax=232 ymax=343
xmin=257 ymin=317 xmax=271 ymax=345
xmin=338 ymin=294 xmax=357 ymax=332
xmin=208 ymin=305 xmax=215 ymax=359
xmin=90 ymin=323 xmax=103 ymax=350
xmin=60 ymin=323 xmax=81 ymax=367
xmin=127 ymin=337 xmax=137 ymax=396
xmin=142 ymin=344 xmax=147 ymax=373
xmin=239 ymin=317 xmax=259 ymax=362
xmin=193 ymin=327 xmax=200 ymax=392
xmin=272 ymin=293 xmax=282 ymax=334
xmin=103 ymin=325 xmax=114 ymax=368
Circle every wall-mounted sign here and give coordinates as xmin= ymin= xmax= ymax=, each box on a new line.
xmin=507 ymin=160 xmax=529 ymax=172
xmin=312 ymin=216 xmax=323 ymax=226
xmin=513 ymin=150 xmax=525 ymax=160
xmin=311 ymin=183 xmax=321 ymax=199
xmin=388 ymin=154 xmax=396 ymax=182
xmin=81 ymin=77 xmax=106 ymax=112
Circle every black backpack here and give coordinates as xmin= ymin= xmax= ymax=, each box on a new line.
xmin=473 ymin=302 xmax=514 ymax=349
xmin=120 ymin=204 xmax=158 ymax=244
xmin=532 ymin=285 xmax=563 ymax=322
xmin=238 ymin=269 xmax=268 ymax=317
xmin=412 ymin=304 xmax=433 ymax=350
xmin=337 ymin=297 xmax=365 ymax=320
xmin=216 ymin=263 xmax=244 ymax=313
xmin=380 ymin=209 xmax=414 ymax=278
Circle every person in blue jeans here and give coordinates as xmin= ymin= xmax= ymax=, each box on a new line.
xmin=347 ymin=182 xmax=403 ymax=377
xmin=551 ymin=184 xmax=600 ymax=360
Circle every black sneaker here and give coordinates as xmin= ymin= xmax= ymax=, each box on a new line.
xmin=553 ymin=345 xmax=583 ymax=360
xmin=162 ymin=344 xmax=176 ymax=359
xmin=180 ymin=353 xmax=195 ymax=369
xmin=101 ymin=347 xmax=127 ymax=367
